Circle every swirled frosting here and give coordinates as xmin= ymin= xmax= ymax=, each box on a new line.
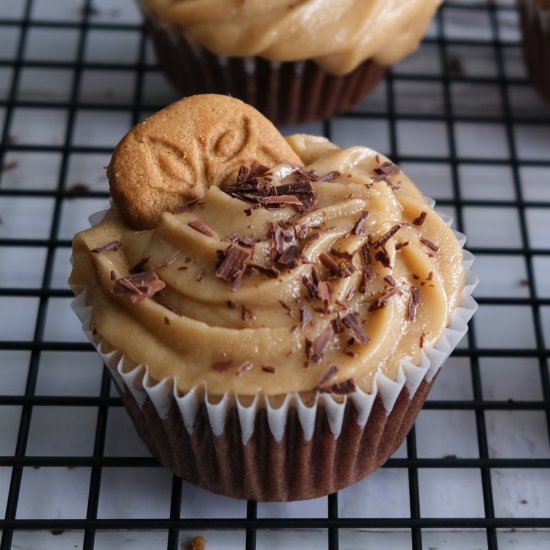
xmin=142 ymin=0 xmax=442 ymax=75
xmin=71 ymin=135 xmax=464 ymax=397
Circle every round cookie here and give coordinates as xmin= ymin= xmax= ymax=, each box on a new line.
xmin=107 ymin=94 xmax=304 ymax=230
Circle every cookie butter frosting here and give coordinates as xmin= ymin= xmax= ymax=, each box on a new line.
xmin=142 ymin=0 xmax=443 ymax=74
xmin=71 ymin=135 xmax=464 ymax=397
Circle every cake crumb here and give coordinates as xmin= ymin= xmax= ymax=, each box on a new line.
xmin=184 ymin=535 xmax=207 ymax=550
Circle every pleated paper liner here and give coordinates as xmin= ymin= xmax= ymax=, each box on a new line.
xmin=143 ymin=12 xmax=386 ymax=126
xmin=70 ymin=207 xmax=478 ymax=502
xmin=517 ymin=0 xmax=550 ymax=104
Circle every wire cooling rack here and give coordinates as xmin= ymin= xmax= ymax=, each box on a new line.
xmin=1 ymin=0 xmax=550 ymax=548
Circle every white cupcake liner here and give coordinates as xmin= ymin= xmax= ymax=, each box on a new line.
xmin=71 ymin=210 xmax=478 ymax=447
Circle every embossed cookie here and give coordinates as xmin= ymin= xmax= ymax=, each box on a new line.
xmin=107 ymin=94 xmax=304 ymax=229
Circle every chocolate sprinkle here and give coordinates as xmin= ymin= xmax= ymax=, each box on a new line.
xmin=372 ymin=224 xmax=402 ymax=248
xmin=316 ymin=364 xmax=339 ymax=387
xmin=341 ymin=313 xmax=370 ymax=345
xmin=375 ymin=247 xmax=391 ymax=269
xmin=319 ymin=252 xmax=341 ymax=277
xmin=226 ymin=300 xmax=237 ymax=309
xmin=212 ymin=360 xmax=233 ymax=372
xmin=421 ymin=237 xmax=440 ymax=252
xmin=215 ymin=245 xmax=251 ymax=283
xmin=91 ymin=240 xmax=122 ymax=254
xmin=112 ymin=271 xmax=166 ymax=303
xmin=262 ymin=366 xmax=276 ymax=374
xmin=279 ymin=300 xmax=292 ymax=315
xmin=236 ymin=361 xmax=254 ymax=377
xmin=249 ymin=263 xmax=280 ymax=278
xmin=352 ymin=211 xmax=369 ymax=235
xmin=300 ymin=305 xmax=312 ymax=325
xmin=395 ymin=241 xmax=410 ymax=251
xmin=368 ymin=286 xmax=401 ymax=312
xmin=310 ymin=326 xmax=334 ymax=363
xmin=188 ymin=219 xmax=217 ymax=237
xmin=413 ymin=211 xmax=428 ymax=226
xmin=419 ymin=332 xmax=427 ymax=348
xmin=407 ymin=286 xmax=421 ymax=321
xmin=318 ymin=378 xmax=356 ymax=395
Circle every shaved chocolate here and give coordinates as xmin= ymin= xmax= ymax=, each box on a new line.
xmin=316 ymin=170 xmax=341 ymax=182
xmin=375 ymin=247 xmax=391 ymax=269
xmin=155 ymin=250 xmax=182 ymax=270
xmin=129 ymin=257 xmax=150 ymax=274
xmin=164 ymin=316 xmax=170 ymax=325
xmin=421 ymin=237 xmax=440 ymax=252
xmin=372 ymin=161 xmax=401 ymax=187
xmin=226 ymin=300 xmax=237 ymax=309
xmin=263 ymin=194 xmax=304 ymax=208
xmin=360 ymin=266 xmax=377 ymax=293
xmin=395 ymin=241 xmax=409 ymax=251
xmin=262 ymin=366 xmax=276 ymax=374
xmin=318 ymin=378 xmax=356 ymax=394
xmin=177 ymin=266 xmax=188 ymax=271
xmin=226 ymin=234 xmax=255 ymax=248
xmin=426 ymin=271 xmax=433 ymax=281
xmin=352 ymin=211 xmax=369 ymax=235
xmin=249 ymin=263 xmax=280 ymax=278
xmin=372 ymin=224 xmax=402 ymax=248
xmin=319 ymin=252 xmax=341 ymax=276
xmin=344 ymin=349 xmax=358 ymax=357
xmin=110 ymin=270 xmax=117 ymax=281
xmin=341 ymin=313 xmax=370 ymax=345
xmin=241 ymin=305 xmax=256 ymax=321
xmin=384 ymin=275 xmax=398 ymax=287
xmin=188 ymin=219 xmax=216 ymax=237
xmin=316 ymin=280 xmax=333 ymax=308
xmin=369 ymin=286 xmax=401 ymax=312
xmin=413 ymin=211 xmax=428 ymax=226
xmin=317 ymin=364 xmax=339 ymax=386
xmin=302 ymin=275 xmax=317 ymax=299
xmin=310 ymin=326 xmax=334 ymax=363
xmin=169 ymin=201 xmax=197 ymax=215
xmin=346 ymin=286 xmax=356 ymax=301
xmin=332 ymin=317 xmax=344 ymax=334
xmin=362 ymin=244 xmax=373 ymax=266
xmin=331 ymin=249 xmax=353 ymax=260
xmin=112 ymin=271 xmax=166 ymax=303
xmin=196 ymin=269 xmax=206 ymax=282
xmin=91 ymin=240 xmax=122 ymax=254
xmin=278 ymin=244 xmax=299 ymax=268
xmin=212 ymin=360 xmax=233 ymax=372
xmin=236 ymin=361 xmax=254 ymax=377
xmin=279 ymin=300 xmax=292 ymax=315
xmin=407 ymin=286 xmax=421 ymax=321
xmin=300 ymin=305 xmax=312 ymax=325
xmin=215 ymin=245 xmax=251 ymax=283
xmin=275 ymin=181 xmax=317 ymax=211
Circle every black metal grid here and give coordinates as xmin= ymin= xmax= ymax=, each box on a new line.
xmin=1 ymin=0 xmax=549 ymax=548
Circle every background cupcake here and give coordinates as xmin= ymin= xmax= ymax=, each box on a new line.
xmin=140 ymin=0 xmax=442 ymax=125
xmin=70 ymin=95 xmax=477 ymax=501
xmin=517 ymin=0 xmax=550 ymax=103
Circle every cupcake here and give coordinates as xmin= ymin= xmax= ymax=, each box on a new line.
xmin=140 ymin=0 xmax=443 ymax=125
xmin=70 ymin=94 xmax=477 ymax=501
xmin=517 ymin=0 xmax=550 ymax=103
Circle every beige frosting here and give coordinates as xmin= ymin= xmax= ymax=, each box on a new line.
xmin=142 ymin=0 xmax=443 ymax=75
xmin=71 ymin=135 xmax=464 ymax=397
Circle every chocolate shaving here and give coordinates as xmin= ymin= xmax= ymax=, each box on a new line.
xmin=215 ymin=245 xmax=251 ymax=283
xmin=302 ymin=275 xmax=317 ymax=299
xmin=419 ymin=332 xmax=427 ymax=348
xmin=177 ymin=266 xmax=188 ymax=271
xmin=279 ymin=300 xmax=292 ymax=315
xmin=169 ymin=201 xmax=197 ymax=215
xmin=319 ymin=252 xmax=341 ymax=277
xmin=316 ymin=170 xmax=340 ymax=182
xmin=352 ymin=211 xmax=369 ymax=235
xmin=278 ymin=244 xmax=299 ymax=268
xmin=188 ymin=219 xmax=216 ymax=237
xmin=407 ymin=286 xmax=421 ymax=321
xmin=236 ymin=361 xmax=254 ymax=377
xmin=318 ymin=378 xmax=356 ymax=395
xmin=421 ymin=238 xmax=440 ymax=252
xmin=395 ymin=241 xmax=409 ymax=251
xmin=275 ymin=181 xmax=317 ymax=211
xmin=91 ymin=240 xmax=122 ymax=254
xmin=332 ymin=249 xmax=353 ymax=260
xmin=316 ymin=364 xmax=339 ymax=387
xmin=316 ymin=280 xmax=333 ymax=308
xmin=110 ymin=270 xmax=117 ymax=281
xmin=368 ymin=285 xmax=401 ymax=312
xmin=249 ymin=263 xmax=280 ymax=278
xmin=426 ymin=271 xmax=433 ymax=281
xmin=112 ymin=271 xmax=166 ymax=303
xmin=212 ymin=360 xmax=233 ymax=372
xmin=226 ymin=234 xmax=255 ymax=248
xmin=413 ymin=211 xmax=428 ymax=226
xmin=262 ymin=365 xmax=276 ymax=374
xmin=128 ymin=257 xmax=154 ymax=275
xmin=195 ymin=269 xmax=206 ymax=282
xmin=309 ymin=326 xmax=334 ymax=363
xmin=341 ymin=313 xmax=370 ymax=345
xmin=375 ymin=247 xmax=391 ymax=269
xmin=226 ymin=300 xmax=237 ymax=309
xmin=263 ymin=194 xmax=304 ymax=208
xmin=372 ymin=224 xmax=402 ymax=248
xmin=300 ymin=305 xmax=312 ymax=325
xmin=155 ymin=251 xmax=181 ymax=270
xmin=164 ymin=316 xmax=170 ymax=325
xmin=241 ymin=305 xmax=256 ymax=321
xmin=344 ymin=350 xmax=357 ymax=357
xmin=384 ymin=275 xmax=398 ymax=287
xmin=360 ymin=266 xmax=377 ymax=293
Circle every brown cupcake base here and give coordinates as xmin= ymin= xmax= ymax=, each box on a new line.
xmin=517 ymin=0 xmax=550 ymax=104
xmin=113 ymin=373 xmax=436 ymax=502
xmin=144 ymin=13 xmax=386 ymax=126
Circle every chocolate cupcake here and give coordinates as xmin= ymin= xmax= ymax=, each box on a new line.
xmin=70 ymin=94 xmax=477 ymax=501
xmin=140 ymin=0 xmax=442 ymax=125
xmin=517 ymin=0 xmax=550 ymax=103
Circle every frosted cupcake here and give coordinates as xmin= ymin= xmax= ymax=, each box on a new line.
xmin=70 ymin=94 xmax=477 ymax=501
xmin=140 ymin=0 xmax=442 ymax=124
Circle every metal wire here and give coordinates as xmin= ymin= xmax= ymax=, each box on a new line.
xmin=1 ymin=1 xmax=550 ymax=549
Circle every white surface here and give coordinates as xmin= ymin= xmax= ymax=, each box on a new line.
xmin=1 ymin=0 xmax=550 ymax=549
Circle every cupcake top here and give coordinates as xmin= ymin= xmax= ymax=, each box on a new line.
xmin=71 ymin=96 xmax=464 ymax=399
xmin=142 ymin=0 xmax=442 ymax=75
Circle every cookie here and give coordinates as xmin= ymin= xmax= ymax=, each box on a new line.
xmin=107 ymin=94 xmax=304 ymax=229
